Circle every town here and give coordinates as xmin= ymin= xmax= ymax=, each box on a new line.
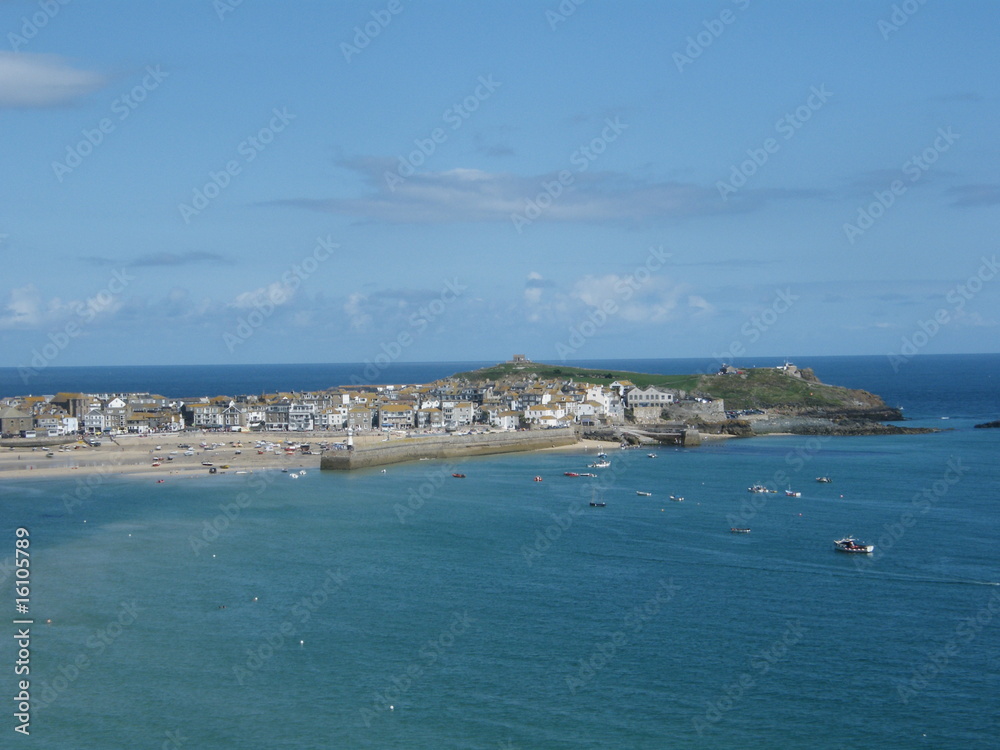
xmin=0 ymin=356 xmax=717 ymax=440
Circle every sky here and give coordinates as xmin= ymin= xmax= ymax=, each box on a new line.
xmin=0 ymin=0 xmax=998 ymax=370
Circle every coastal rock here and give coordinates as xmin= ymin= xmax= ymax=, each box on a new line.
xmin=974 ymin=420 xmax=1000 ymax=429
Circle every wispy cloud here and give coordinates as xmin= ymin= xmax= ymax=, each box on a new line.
xmin=947 ymin=183 xmax=1000 ymax=207
xmin=271 ymin=159 xmax=815 ymax=226
xmin=81 ymin=252 xmax=228 ymax=267
xmin=0 ymin=52 xmax=106 ymax=108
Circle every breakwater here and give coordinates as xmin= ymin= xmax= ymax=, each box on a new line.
xmin=320 ymin=427 xmax=578 ymax=471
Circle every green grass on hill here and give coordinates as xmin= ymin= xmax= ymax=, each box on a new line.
xmin=695 ymin=368 xmax=859 ymax=410
xmin=451 ymin=362 xmax=699 ymax=391
xmin=451 ymin=362 xmax=882 ymax=413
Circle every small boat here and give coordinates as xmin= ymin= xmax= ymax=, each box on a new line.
xmin=156 ymin=479 xmax=165 ymax=484
xmin=589 ymin=501 xmax=606 ymax=507
xmin=785 ymin=489 xmax=801 ymax=497
xmin=534 ymin=476 xmax=543 ymax=482
xmin=289 ymin=473 xmax=299 ymax=479
xmin=452 ymin=473 xmax=466 ymax=478
xmin=816 ymin=476 xmax=832 ymax=483
xmin=730 ymin=527 xmax=751 ymax=533
xmin=647 ymin=453 xmax=657 ymax=458
xmin=834 ymin=537 xmax=874 ymax=553
xmin=588 ymin=460 xmax=611 ymax=469
xmin=597 ymin=452 xmax=608 ymax=459
xmin=299 ymin=470 xmax=306 ymax=475
xmin=669 ymin=495 xmax=684 ymax=502
xmin=748 ymin=484 xmax=775 ymax=493
xmin=636 ymin=491 xmax=651 ymax=496
xmin=564 ymin=472 xmax=579 ymax=477
xmin=579 ymin=472 xmax=597 ymax=477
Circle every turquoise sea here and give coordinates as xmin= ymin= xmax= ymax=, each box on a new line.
xmin=1 ymin=355 xmax=998 ymax=748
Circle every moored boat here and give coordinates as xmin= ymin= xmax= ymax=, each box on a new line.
xmin=636 ymin=491 xmax=651 ymax=496
xmin=452 ymin=473 xmax=466 ymax=478
xmin=834 ymin=537 xmax=874 ymax=553
xmin=816 ymin=476 xmax=832 ymax=483
xmin=748 ymin=484 xmax=775 ymax=493
xmin=785 ymin=488 xmax=801 ymax=497
xmin=588 ymin=460 xmax=611 ymax=468
xmin=730 ymin=527 xmax=751 ymax=533
xmin=564 ymin=471 xmax=579 ymax=477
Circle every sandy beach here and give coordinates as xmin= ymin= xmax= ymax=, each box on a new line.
xmin=0 ymin=432 xmax=620 ymax=481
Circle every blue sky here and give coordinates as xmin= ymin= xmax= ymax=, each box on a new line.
xmin=1 ymin=0 xmax=998 ymax=370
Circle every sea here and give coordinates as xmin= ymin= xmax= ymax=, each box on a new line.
xmin=1 ymin=354 xmax=998 ymax=749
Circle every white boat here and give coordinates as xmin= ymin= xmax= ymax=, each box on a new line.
xmin=636 ymin=491 xmax=651 ymax=497
xmin=834 ymin=537 xmax=874 ymax=553
xmin=588 ymin=460 xmax=611 ymax=468
xmin=785 ymin=489 xmax=801 ymax=497
xmin=748 ymin=484 xmax=775 ymax=493
xmin=647 ymin=453 xmax=657 ymax=458
xmin=669 ymin=495 xmax=684 ymax=502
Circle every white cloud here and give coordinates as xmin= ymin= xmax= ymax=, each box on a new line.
xmin=0 ymin=52 xmax=106 ymax=107
xmin=229 ymin=281 xmax=296 ymax=310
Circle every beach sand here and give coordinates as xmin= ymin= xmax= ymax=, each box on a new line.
xmin=0 ymin=432 xmax=625 ymax=481
xmin=0 ymin=433 xmax=324 ymax=482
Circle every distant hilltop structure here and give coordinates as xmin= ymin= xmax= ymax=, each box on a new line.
xmin=508 ymin=354 xmax=531 ymax=364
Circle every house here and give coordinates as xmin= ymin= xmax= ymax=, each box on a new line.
xmin=379 ymin=403 xmax=415 ymax=430
xmin=626 ymin=386 xmax=676 ymax=408
xmin=494 ymin=410 xmax=520 ymax=431
xmin=0 ymin=406 xmax=33 ymax=435
xmin=441 ymin=401 xmax=475 ymax=427
xmin=416 ymin=407 xmax=444 ymax=429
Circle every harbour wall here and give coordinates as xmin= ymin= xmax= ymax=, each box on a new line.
xmin=320 ymin=427 xmax=579 ymax=471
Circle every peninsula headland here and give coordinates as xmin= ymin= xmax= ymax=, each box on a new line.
xmin=0 ymin=357 xmax=937 ymax=477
